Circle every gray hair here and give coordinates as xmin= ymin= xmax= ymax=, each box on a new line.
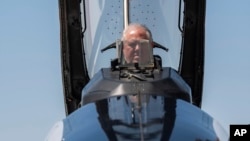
xmin=122 ymin=23 xmax=153 ymax=43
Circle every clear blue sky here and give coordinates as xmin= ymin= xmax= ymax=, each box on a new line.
xmin=0 ymin=0 xmax=250 ymax=141
xmin=0 ymin=0 xmax=65 ymax=140
xmin=202 ymin=0 xmax=250 ymax=133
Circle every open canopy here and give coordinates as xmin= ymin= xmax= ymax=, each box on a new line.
xmin=58 ymin=0 xmax=206 ymax=114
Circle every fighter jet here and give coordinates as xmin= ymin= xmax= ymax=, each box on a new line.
xmin=45 ymin=0 xmax=228 ymax=140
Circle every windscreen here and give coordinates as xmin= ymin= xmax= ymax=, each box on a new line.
xmin=118 ymin=39 xmax=154 ymax=68
xmin=81 ymin=0 xmax=183 ymax=77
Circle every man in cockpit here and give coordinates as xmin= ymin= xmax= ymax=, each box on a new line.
xmin=121 ymin=23 xmax=154 ymax=65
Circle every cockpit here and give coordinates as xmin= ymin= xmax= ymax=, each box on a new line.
xmin=49 ymin=0 xmax=220 ymax=140
xmin=82 ymin=0 xmax=184 ymax=78
xmin=79 ymin=11 xmax=194 ymax=136
xmin=79 ymin=0 xmax=193 ymax=110
xmin=81 ymin=34 xmax=192 ymax=106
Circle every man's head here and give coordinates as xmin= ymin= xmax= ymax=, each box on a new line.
xmin=121 ymin=23 xmax=153 ymax=64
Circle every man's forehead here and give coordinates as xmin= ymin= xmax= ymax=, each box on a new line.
xmin=123 ymin=39 xmax=149 ymax=43
xmin=124 ymin=28 xmax=148 ymax=39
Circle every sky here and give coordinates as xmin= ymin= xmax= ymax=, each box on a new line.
xmin=0 ymin=0 xmax=65 ymax=140
xmin=202 ymin=0 xmax=250 ymax=133
xmin=0 ymin=0 xmax=250 ymax=141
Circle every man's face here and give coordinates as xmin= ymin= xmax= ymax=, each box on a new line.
xmin=122 ymin=28 xmax=151 ymax=64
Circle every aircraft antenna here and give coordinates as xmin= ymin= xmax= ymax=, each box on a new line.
xmin=124 ymin=0 xmax=129 ymax=28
